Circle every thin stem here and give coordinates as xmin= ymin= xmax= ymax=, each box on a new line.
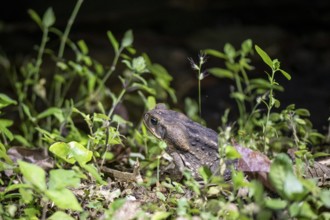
xmin=57 ymin=74 xmax=74 ymax=107
xmin=23 ymin=27 xmax=48 ymax=103
xmin=233 ymin=70 xmax=246 ymax=128
xmin=198 ymin=77 xmax=201 ymax=117
xmin=58 ymin=0 xmax=84 ymax=59
xmin=34 ymin=29 xmax=48 ymax=81
xmin=107 ymin=88 xmax=126 ymax=118
xmin=263 ymin=69 xmax=276 ymax=148
xmin=96 ymin=47 xmax=124 ymax=95
xmin=197 ymin=61 xmax=203 ymax=117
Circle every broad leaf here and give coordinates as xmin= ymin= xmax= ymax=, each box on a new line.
xmin=48 ymin=169 xmax=80 ymax=190
xmin=46 ymin=188 xmax=82 ymax=211
xmin=49 ymin=141 xmax=92 ymax=165
xmin=18 ymin=160 xmax=47 ymax=191
xmin=48 ymin=211 xmax=75 ymax=220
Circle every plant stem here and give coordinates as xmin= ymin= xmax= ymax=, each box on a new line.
xmin=58 ymin=0 xmax=84 ymax=59
xmin=107 ymin=88 xmax=126 ymax=118
xmin=25 ymin=26 xmax=48 ymax=104
xmin=263 ymin=69 xmax=276 ymax=148
xmin=96 ymin=47 xmax=124 ymax=95
xmin=198 ymin=76 xmax=201 ymax=117
xmin=197 ymin=60 xmax=203 ymax=117
xmin=233 ymin=70 xmax=246 ymax=128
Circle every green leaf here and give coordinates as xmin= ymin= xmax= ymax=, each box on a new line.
xmin=49 ymin=142 xmax=75 ymax=164
xmin=0 ymin=143 xmax=13 ymax=164
xmin=208 ymin=68 xmax=234 ymax=79
xmin=283 ymin=172 xmax=305 ymax=200
xmin=151 ymin=211 xmax=171 ymax=220
xmin=4 ymin=184 xmax=30 ymax=195
xmin=19 ymin=188 xmax=34 ymax=204
xmin=265 ymin=199 xmax=287 ymax=210
xmin=204 ymin=49 xmax=226 ymax=59
xmin=313 ymin=152 xmax=330 ymax=158
xmin=0 ymin=119 xmax=14 ymax=141
xmin=272 ymin=59 xmax=280 ymax=70
xmin=241 ymin=39 xmax=253 ymax=54
xmin=77 ymin=40 xmax=89 ymax=54
xmin=102 ymin=152 xmax=114 ymax=160
xmin=18 ymin=187 xmax=33 ymax=204
xmin=230 ymin=92 xmax=245 ymax=101
xmin=295 ymin=108 xmax=310 ymax=117
xmin=225 ymin=145 xmax=241 ymax=159
xmin=22 ymin=103 xmax=36 ymax=123
xmin=46 ymin=188 xmax=82 ymax=211
xmin=320 ymin=190 xmax=330 ymax=208
xmin=107 ymin=31 xmax=119 ymax=53
xmin=112 ymin=114 xmax=133 ymax=126
xmin=279 ymin=69 xmax=291 ymax=80
xmin=81 ymin=164 xmax=106 ymax=184
xmin=48 ymin=169 xmax=80 ymax=190
xmin=0 ymin=93 xmax=17 ymax=109
xmin=224 ymin=43 xmax=236 ymax=60
xmin=14 ymin=135 xmax=32 ymax=147
xmin=37 ymin=107 xmax=64 ymax=123
xmin=131 ymin=56 xmax=148 ymax=73
xmin=255 ymin=45 xmax=273 ymax=69
xmin=273 ymin=98 xmax=281 ymax=108
xmin=93 ymin=113 xmax=110 ymax=122
xmin=198 ymin=166 xmax=212 ymax=183
xmin=42 ymin=7 xmax=56 ymax=28
xmin=48 ymin=211 xmax=75 ymax=220
xmin=49 ymin=141 xmax=93 ymax=165
xmin=28 ymin=9 xmax=42 ymax=28
xmin=24 ymin=207 xmax=40 ymax=219
xmin=289 ymin=202 xmax=317 ymax=219
xmin=269 ymin=153 xmax=293 ymax=198
xmin=147 ymin=96 xmax=156 ymax=110
xmin=156 ymin=191 xmax=166 ymax=202
xmin=131 ymin=83 xmax=156 ymax=95
xmin=121 ymin=29 xmax=133 ymax=48
xmin=18 ymin=160 xmax=47 ymax=191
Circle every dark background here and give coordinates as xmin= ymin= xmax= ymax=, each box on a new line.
xmin=1 ymin=0 xmax=329 ymax=132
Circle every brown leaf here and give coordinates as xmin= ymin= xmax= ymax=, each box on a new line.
xmin=234 ymin=144 xmax=271 ymax=172
xmin=232 ymin=144 xmax=274 ymax=191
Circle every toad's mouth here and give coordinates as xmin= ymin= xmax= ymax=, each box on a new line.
xmin=143 ymin=113 xmax=166 ymax=140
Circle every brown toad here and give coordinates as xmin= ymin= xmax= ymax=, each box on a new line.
xmin=143 ymin=103 xmax=232 ymax=181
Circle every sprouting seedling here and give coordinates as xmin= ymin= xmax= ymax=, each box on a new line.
xmin=255 ymin=45 xmax=291 ymax=148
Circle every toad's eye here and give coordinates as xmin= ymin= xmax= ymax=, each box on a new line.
xmin=150 ymin=117 xmax=158 ymax=126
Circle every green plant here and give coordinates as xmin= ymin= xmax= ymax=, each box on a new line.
xmin=254 ymin=45 xmax=291 ymax=148
xmin=205 ymin=40 xmax=254 ymax=130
